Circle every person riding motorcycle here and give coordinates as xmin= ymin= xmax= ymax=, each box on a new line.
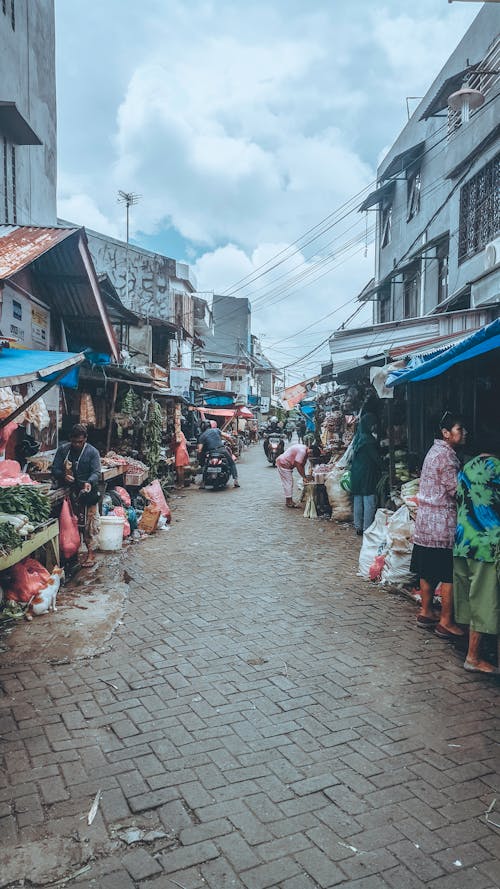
xmin=197 ymin=421 xmax=240 ymax=488
xmin=263 ymin=416 xmax=284 ymax=461
xmin=266 ymin=416 xmax=282 ymax=434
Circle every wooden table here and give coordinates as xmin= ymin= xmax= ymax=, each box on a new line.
xmin=100 ymin=467 xmax=125 ymax=483
xmin=0 ymin=519 xmax=60 ymax=573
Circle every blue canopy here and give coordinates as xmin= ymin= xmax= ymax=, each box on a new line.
xmin=0 ymin=348 xmax=85 ymax=388
xmin=299 ymin=402 xmax=316 ymax=431
xmin=387 ymin=319 xmax=500 ymax=387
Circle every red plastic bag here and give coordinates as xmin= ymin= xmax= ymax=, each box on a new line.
xmin=23 ymin=558 xmax=51 ymax=586
xmin=369 ymin=554 xmax=386 ymax=582
xmin=59 ymin=498 xmax=81 ymax=560
xmin=5 ymin=560 xmax=46 ymax=602
xmin=140 ymin=479 xmax=171 ymax=522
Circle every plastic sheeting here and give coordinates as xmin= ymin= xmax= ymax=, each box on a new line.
xmin=0 ymin=348 xmax=84 ymax=388
xmin=387 ymin=319 xmax=500 ymax=386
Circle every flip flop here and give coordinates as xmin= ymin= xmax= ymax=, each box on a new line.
xmin=416 ymin=615 xmax=439 ymax=628
xmin=434 ymin=624 xmax=463 ymax=640
xmin=464 ymin=659 xmax=498 ymax=675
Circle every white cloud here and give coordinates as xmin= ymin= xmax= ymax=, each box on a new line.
xmin=55 ymin=0 xmax=478 ymax=360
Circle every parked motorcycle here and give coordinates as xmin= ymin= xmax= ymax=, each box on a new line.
xmin=264 ymin=433 xmax=285 ymax=466
xmin=202 ymin=447 xmax=231 ymax=489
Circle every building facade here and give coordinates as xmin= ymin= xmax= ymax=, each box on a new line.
xmin=200 ymin=295 xmax=252 ymax=398
xmin=330 ymin=5 xmax=499 ymax=374
xmin=366 ymin=5 xmax=499 ymax=325
xmin=0 ymin=0 xmax=57 ymax=225
xmin=84 ymin=229 xmax=197 ymax=373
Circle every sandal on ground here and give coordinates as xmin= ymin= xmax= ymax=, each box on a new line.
xmin=416 ymin=615 xmax=439 ymax=628
xmin=434 ymin=624 xmax=463 ymax=640
xmin=464 ymin=659 xmax=498 ymax=674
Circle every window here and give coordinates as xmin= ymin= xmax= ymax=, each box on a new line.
xmin=378 ymin=284 xmax=392 ymax=323
xmin=403 ymin=265 xmax=420 ymax=319
xmin=459 ymin=153 xmax=499 ymax=263
xmin=380 ymin=204 xmax=392 ymax=248
xmin=437 ymin=243 xmax=449 ymax=304
xmin=406 ymin=167 xmax=421 ymax=221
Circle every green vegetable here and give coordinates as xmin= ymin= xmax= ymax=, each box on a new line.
xmin=0 ymin=487 xmax=50 ymax=524
xmin=144 ymin=399 xmax=162 ymax=478
xmin=0 ymin=521 xmax=23 ymax=556
xmin=120 ymin=388 xmax=142 ymax=417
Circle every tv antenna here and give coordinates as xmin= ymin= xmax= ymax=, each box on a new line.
xmin=117 ymin=190 xmax=142 ymax=243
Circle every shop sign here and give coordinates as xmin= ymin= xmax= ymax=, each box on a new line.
xmin=260 ymin=396 xmax=270 ymax=413
xmin=31 ymin=306 xmax=49 ymax=348
xmin=170 ymin=367 xmax=192 ymax=398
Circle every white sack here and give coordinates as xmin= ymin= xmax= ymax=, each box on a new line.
xmin=381 ymin=504 xmax=416 ymax=585
xmin=357 ymin=508 xmax=392 ymax=579
xmin=325 ymin=466 xmax=352 ymax=523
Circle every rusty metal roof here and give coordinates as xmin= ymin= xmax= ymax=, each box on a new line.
xmin=0 ymin=225 xmax=119 ymax=360
xmin=0 ymin=225 xmax=76 ymax=278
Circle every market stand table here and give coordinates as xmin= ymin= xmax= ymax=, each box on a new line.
xmin=0 ymin=519 xmax=59 ymax=573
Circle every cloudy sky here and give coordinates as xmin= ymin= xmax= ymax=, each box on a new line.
xmin=55 ymin=0 xmax=478 ymax=381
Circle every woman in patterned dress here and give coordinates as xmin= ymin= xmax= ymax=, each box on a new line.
xmin=411 ymin=412 xmax=466 ymax=638
xmin=454 ymin=437 xmax=500 ymax=674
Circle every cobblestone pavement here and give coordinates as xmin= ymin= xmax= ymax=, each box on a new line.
xmin=1 ymin=445 xmax=499 ymax=889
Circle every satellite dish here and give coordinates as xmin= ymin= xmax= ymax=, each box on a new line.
xmin=448 ymin=87 xmax=485 ymax=124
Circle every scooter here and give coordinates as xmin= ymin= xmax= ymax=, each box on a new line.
xmin=202 ymin=447 xmax=232 ymax=489
xmin=264 ymin=433 xmax=285 ymax=466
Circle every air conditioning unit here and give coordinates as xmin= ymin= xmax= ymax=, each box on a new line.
xmin=484 ymin=238 xmax=500 ymax=271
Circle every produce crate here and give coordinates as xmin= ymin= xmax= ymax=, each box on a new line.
xmin=124 ymin=469 xmax=148 ymax=486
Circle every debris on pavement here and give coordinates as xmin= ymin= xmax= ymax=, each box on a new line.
xmin=87 ymin=789 xmax=102 ymax=825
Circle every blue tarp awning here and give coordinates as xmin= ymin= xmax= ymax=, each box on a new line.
xmin=204 ymin=395 xmax=234 ymax=406
xmin=386 ymin=319 xmax=500 ymax=387
xmin=299 ymin=402 xmax=316 ymax=431
xmin=0 ymin=348 xmax=85 ymax=388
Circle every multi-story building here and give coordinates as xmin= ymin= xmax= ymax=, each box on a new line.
xmin=0 ymin=0 xmax=57 ymax=225
xmin=200 ymin=295 xmax=252 ymax=400
xmin=329 ymin=5 xmax=499 ymax=375
xmin=84 ymin=229 xmax=197 ymax=375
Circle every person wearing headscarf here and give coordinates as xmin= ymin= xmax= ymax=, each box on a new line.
xmin=350 ymin=413 xmax=381 ymax=535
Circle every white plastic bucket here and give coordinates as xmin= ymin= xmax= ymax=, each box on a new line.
xmin=98 ymin=515 xmax=125 ymax=551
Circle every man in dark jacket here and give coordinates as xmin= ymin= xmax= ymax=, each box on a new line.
xmin=197 ymin=422 xmax=239 ymax=488
xmin=350 ymin=413 xmax=381 ymax=536
xmin=52 ymin=424 xmax=101 ymax=565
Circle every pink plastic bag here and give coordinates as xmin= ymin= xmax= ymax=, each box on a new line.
xmin=113 ymin=486 xmax=131 ymax=508
xmin=59 ymin=498 xmax=81 ymax=560
xmin=110 ymin=506 xmax=131 ymax=538
xmin=140 ymin=479 xmax=171 ymax=522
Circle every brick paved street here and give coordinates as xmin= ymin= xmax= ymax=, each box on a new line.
xmin=1 ymin=444 xmax=499 ymax=889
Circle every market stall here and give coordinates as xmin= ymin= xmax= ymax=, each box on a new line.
xmin=0 ymin=348 xmax=87 ymax=615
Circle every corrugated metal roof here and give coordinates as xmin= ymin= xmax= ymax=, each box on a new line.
xmin=0 ymin=225 xmax=119 ymax=360
xmin=0 ymin=225 xmax=76 ymax=278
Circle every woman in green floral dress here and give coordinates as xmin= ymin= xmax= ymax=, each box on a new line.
xmin=454 ymin=440 xmax=500 ymax=674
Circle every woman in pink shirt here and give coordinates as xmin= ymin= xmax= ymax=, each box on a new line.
xmin=276 ymin=443 xmax=313 ymax=508
xmin=411 ymin=412 xmax=466 ymax=639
